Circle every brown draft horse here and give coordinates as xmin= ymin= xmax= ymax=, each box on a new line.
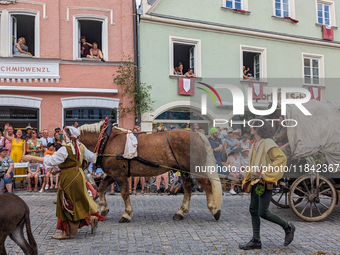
xmin=78 ymin=122 xmax=222 ymax=223
xmin=0 ymin=193 xmax=38 ymax=255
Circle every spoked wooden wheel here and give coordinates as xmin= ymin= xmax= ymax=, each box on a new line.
xmin=271 ymin=180 xmax=303 ymax=208
xmin=289 ymin=175 xmax=336 ymax=222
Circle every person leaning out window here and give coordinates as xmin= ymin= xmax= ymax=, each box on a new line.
xmin=185 ymin=68 xmax=196 ymax=78
xmin=173 ymin=62 xmax=184 ymax=75
xmin=14 ymin=37 xmax=32 ymax=56
xmin=87 ymin=42 xmax=105 ymax=62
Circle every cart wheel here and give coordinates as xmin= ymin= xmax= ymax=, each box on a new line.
xmin=271 ymin=181 xmax=303 ymax=208
xmin=289 ymin=176 xmax=336 ymax=222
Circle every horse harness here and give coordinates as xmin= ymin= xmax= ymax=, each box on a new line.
xmin=95 ymin=124 xmax=184 ymax=177
xmin=163 ymin=130 xmax=189 ymax=177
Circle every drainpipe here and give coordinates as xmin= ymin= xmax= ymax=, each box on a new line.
xmin=133 ymin=0 xmax=142 ymax=126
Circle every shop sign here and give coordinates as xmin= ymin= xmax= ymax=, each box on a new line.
xmin=254 ymin=87 xmax=306 ymax=103
xmin=0 ymin=58 xmax=60 ymax=81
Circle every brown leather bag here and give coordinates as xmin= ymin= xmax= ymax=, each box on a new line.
xmin=242 ymin=181 xmax=252 ymax=193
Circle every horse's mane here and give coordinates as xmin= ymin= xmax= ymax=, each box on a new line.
xmin=78 ymin=121 xmax=130 ymax=134
xmin=114 ymin=126 xmax=129 ymax=132
xmin=78 ymin=121 xmax=104 ymax=134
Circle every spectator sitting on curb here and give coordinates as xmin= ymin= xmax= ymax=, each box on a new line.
xmin=133 ymin=177 xmax=145 ymax=195
xmin=156 ymin=172 xmax=170 ymax=195
xmin=86 ymin=162 xmax=106 ymax=200
xmin=27 ymin=161 xmax=40 ymax=192
xmin=0 ymin=147 xmax=14 ymax=194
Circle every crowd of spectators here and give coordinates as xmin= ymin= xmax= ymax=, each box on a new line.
xmin=0 ymin=124 xmax=66 ymax=194
xmin=0 ymin=123 xmax=199 ymax=197
xmin=206 ymin=125 xmax=252 ymax=196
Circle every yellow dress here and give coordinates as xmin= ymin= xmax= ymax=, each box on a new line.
xmin=10 ymin=138 xmax=25 ymax=181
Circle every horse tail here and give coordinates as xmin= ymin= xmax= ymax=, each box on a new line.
xmin=197 ymin=132 xmax=222 ymax=210
xmin=24 ymin=205 xmax=38 ymax=255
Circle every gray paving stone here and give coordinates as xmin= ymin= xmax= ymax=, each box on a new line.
xmin=3 ymin=193 xmax=340 ymax=254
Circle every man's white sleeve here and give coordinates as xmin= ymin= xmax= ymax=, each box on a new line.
xmin=43 ymin=147 xmax=68 ymax=170
xmin=83 ymin=146 xmax=97 ymax=163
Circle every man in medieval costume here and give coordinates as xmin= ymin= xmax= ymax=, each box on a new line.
xmin=22 ymin=126 xmax=105 ymax=240
xmin=239 ymin=119 xmax=295 ymax=250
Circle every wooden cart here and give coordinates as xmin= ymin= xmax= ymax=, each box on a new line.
xmin=269 ymin=100 xmax=340 ymax=221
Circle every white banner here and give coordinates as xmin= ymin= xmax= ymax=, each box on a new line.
xmin=14 ymin=162 xmax=29 ymax=168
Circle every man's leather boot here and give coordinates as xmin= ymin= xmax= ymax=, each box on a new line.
xmin=284 ymin=223 xmax=295 ymax=246
xmin=239 ymin=238 xmax=262 ymax=250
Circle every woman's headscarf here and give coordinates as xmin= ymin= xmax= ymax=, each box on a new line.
xmin=63 ymin=126 xmax=81 ymax=161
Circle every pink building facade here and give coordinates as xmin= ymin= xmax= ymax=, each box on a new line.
xmin=0 ymin=0 xmax=135 ymax=133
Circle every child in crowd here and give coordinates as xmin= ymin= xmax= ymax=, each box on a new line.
xmin=27 ymin=161 xmax=40 ymax=192
xmin=44 ymin=142 xmax=59 ymax=189
xmin=39 ymin=143 xmax=55 ymax=192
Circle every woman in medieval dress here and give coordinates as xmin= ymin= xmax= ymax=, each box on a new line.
xmin=22 ymin=126 xmax=105 ymax=240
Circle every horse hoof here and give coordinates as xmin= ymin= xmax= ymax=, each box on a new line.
xmin=101 ymin=209 xmax=109 ymax=217
xmin=173 ymin=214 xmax=184 ymax=221
xmin=214 ymin=210 xmax=221 ymax=221
xmin=119 ymin=217 xmax=130 ymax=223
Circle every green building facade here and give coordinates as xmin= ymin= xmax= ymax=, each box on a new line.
xmin=139 ymin=0 xmax=340 ymax=132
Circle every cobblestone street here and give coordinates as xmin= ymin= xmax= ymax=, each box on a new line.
xmin=4 ymin=193 xmax=340 ymax=255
